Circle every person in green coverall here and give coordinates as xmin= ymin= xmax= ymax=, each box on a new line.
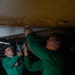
xmin=23 ymin=27 xmax=66 ymax=75
xmin=2 ymin=46 xmax=25 ymax=75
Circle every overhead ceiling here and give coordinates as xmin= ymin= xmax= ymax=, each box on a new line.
xmin=0 ymin=0 xmax=75 ymax=27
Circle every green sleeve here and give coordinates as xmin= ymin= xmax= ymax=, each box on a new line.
xmin=27 ymin=34 xmax=63 ymax=67
xmin=24 ymin=56 xmax=42 ymax=72
xmin=19 ymin=58 xmax=26 ymax=69
xmin=2 ymin=55 xmax=19 ymax=69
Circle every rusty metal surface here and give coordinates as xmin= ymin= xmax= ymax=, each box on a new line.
xmin=0 ymin=0 xmax=75 ymax=27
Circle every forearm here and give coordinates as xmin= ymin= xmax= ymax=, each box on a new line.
xmin=27 ymin=34 xmax=48 ymax=57
xmin=24 ymin=56 xmax=41 ymax=71
xmin=24 ymin=56 xmax=34 ymax=71
xmin=6 ymin=55 xmax=19 ymax=68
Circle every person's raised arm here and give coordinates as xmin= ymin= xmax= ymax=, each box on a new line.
xmin=24 ymin=27 xmax=63 ymax=68
xmin=23 ymin=44 xmax=42 ymax=72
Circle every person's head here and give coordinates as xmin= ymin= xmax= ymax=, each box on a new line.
xmin=46 ymin=33 xmax=66 ymax=51
xmin=3 ymin=46 xmax=14 ymax=57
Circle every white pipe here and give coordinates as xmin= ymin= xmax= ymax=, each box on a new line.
xmin=0 ymin=41 xmax=10 ymax=45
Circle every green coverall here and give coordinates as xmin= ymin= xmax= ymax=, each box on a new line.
xmin=2 ymin=55 xmax=25 ymax=75
xmin=24 ymin=34 xmax=64 ymax=75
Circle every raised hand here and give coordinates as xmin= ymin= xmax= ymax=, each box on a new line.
xmin=22 ymin=43 xmax=28 ymax=56
xmin=23 ymin=26 xmax=33 ymax=37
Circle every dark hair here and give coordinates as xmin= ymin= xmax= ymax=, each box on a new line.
xmin=3 ymin=46 xmax=13 ymax=56
xmin=50 ymin=33 xmax=67 ymax=51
